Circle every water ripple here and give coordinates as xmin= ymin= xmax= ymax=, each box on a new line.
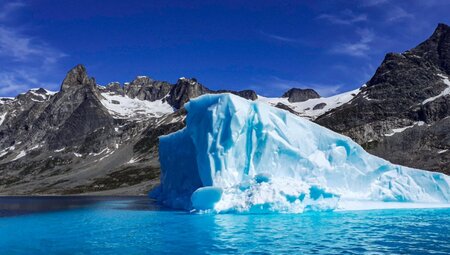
xmin=0 ymin=197 xmax=449 ymax=254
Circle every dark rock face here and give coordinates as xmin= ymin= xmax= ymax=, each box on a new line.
xmin=366 ymin=117 xmax=450 ymax=174
xmin=410 ymin=23 xmax=450 ymax=74
xmin=124 ymin=76 xmax=172 ymax=101
xmin=234 ymin=90 xmax=257 ymax=100
xmin=167 ymin=78 xmax=211 ymax=109
xmin=216 ymin=89 xmax=258 ymax=101
xmin=282 ymin=88 xmax=320 ymax=103
xmin=0 ymin=65 xmax=114 ymax=154
xmin=47 ymin=67 xmax=115 ymax=151
xmin=104 ymin=82 xmax=123 ymax=95
xmin=274 ymin=103 xmax=300 ymax=115
xmin=313 ymin=103 xmax=327 ymax=110
xmin=60 ymin=64 xmax=97 ymax=92
xmin=315 ymin=23 xmax=450 ymax=174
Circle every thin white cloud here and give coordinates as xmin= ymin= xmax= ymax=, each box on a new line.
xmin=0 ymin=72 xmax=28 ymax=95
xmin=386 ymin=6 xmax=414 ymax=22
xmin=361 ymin=0 xmax=389 ymax=7
xmin=330 ymin=28 xmax=374 ymax=57
xmin=0 ymin=1 xmax=66 ymax=96
xmin=317 ymin=9 xmax=367 ymax=25
xmin=0 ymin=69 xmax=58 ymax=95
xmin=0 ymin=1 xmax=24 ymax=20
xmin=260 ymin=31 xmax=305 ymax=44
xmin=413 ymin=0 xmax=450 ymax=7
xmin=0 ymin=26 xmax=67 ymax=64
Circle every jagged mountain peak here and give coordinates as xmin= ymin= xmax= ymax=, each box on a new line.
xmin=16 ymin=88 xmax=55 ymax=103
xmin=32 ymin=88 xmax=50 ymax=94
xmin=366 ymin=23 xmax=450 ymax=88
xmin=316 ymin=23 xmax=450 ymax=174
xmin=409 ymin=23 xmax=450 ymax=74
xmin=168 ymin=78 xmax=211 ymax=109
xmin=60 ymin=64 xmax=96 ymax=92
xmin=414 ymin=23 xmax=450 ymax=51
xmin=433 ymin=23 xmax=450 ymax=36
xmin=174 ymin=77 xmax=202 ymax=88
xmin=174 ymin=77 xmax=203 ymax=89
xmin=131 ymin=76 xmax=154 ymax=84
xmin=106 ymin=81 xmax=121 ymax=89
xmin=178 ymin=76 xmax=196 ymax=81
xmin=123 ymin=76 xmax=171 ymax=101
xmin=282 ymin=88 xmax=320 ymax=103
xmin=215 ymin=89 xmax=258 ymax=101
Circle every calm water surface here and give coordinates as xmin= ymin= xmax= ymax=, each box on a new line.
xmin=0 ymin=196 xmax=449 ymax=254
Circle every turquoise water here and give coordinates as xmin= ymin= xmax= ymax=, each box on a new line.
xmin=1 ymin=197 xmax=449 ymax=254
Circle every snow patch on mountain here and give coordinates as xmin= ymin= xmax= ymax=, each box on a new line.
xmin=12 ymin=151 xmax=26 ymax=161
xmin=0 ymin=149 xmax=9 ymax=158
xmin=0 ymin=112 xmax=7 ymax=126
xmin=100 ymin=93 xmax=173 ymax=119
xmin=385 ymin=121 xmax=425 ymax=137
xmin=422 ymin=74 xmax=450 ymax=104
xmin=29 ymin=88 xmax=57 ymax=95
xmin=258 ymin=88 xmax=360 ymax=119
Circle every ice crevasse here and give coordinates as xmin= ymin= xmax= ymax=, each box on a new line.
xmin=151 ymin=93 xmax=450 ymax=213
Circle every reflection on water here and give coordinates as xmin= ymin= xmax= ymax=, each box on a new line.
xmin=0 ymin=196 xmax=163 ymax=217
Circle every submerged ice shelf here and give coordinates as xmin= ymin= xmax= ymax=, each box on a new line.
xmin=151 ymin=93 xmax=450 ymax=213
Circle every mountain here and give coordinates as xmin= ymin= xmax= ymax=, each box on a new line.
xmin=315 ymin=23 xmax=450 ymax=174
xmin=0 ymin=23 xmax=449 ymax=195
xmin=282 ymin=88 xmax=320 ymax=103
xmin=0 ymin=64 xmax=262 ymax=195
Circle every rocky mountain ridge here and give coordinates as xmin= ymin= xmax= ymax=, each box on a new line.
xmin=0 ymin=23 xmax=449 ymax=195
xmin=316 ymin=23 xmax=450 ymax=174
xmin=0 ymin=64 xmax=270 ymax=195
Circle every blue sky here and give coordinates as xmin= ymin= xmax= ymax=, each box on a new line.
xmin=0 ymin=0 xmax=449 ymax=97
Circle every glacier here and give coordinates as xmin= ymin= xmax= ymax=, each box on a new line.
xmin=151 ymin=93 xmax=450 ymax=213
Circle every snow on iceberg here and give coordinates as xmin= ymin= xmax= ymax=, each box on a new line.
xmin=151 ymin=93 xmax=450 ymax=213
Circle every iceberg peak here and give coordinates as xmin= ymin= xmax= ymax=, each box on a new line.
xmin=152 ymin=93 xmax=450 ymax=213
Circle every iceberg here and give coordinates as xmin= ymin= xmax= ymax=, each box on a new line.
xmin=151 ymin=93 xmax=450 ymax=213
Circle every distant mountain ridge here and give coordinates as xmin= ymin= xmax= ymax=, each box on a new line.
xmin=0 ymin=23 xmax=449 ymax=195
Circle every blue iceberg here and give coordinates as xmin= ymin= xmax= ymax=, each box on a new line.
xmin=151 ymin=93 xmax=450 ymax=213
